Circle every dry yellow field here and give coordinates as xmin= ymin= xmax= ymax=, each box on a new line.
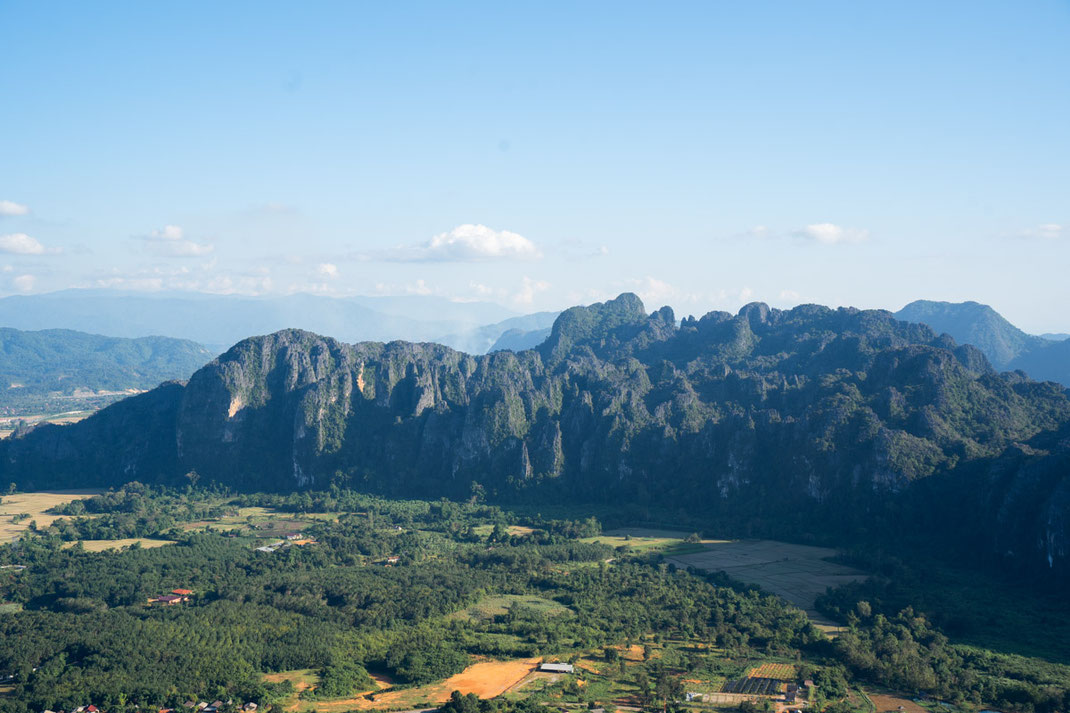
xmin=0 ymin=490 xmax=103 ymax=543
xmin=62 ymin=538 xmax=175 ymax=552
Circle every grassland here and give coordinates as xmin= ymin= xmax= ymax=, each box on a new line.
xmin=0 ymin=490 xmax=103 ymax=543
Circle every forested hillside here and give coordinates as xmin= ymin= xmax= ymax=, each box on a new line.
xmin=0 ymin=328 xmax=213 ymax=416
xmin=4 ymin=294 xmax=1070 ymax=580
xmin=896 ymin=299 xmax=1070 ymax=386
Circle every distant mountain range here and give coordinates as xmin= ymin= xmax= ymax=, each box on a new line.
xmin=436 ymin=312 xmax=559 ymax=354
xmin=895 ymin=300 xmax=1070 ymax=387
xmin=0 ymin=327 xmax=214 ymax=417
xmin=0 ymin=290 xmax=525 ymax=352
xmin=5 ymin=294 xmax=1070 ymax=581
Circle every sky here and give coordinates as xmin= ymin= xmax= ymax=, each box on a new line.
xmin=1 ymin=0 xmax=1068 ymax=331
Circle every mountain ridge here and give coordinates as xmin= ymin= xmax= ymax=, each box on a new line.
xmin=4 ymin=294 xmax=1070 ymax=580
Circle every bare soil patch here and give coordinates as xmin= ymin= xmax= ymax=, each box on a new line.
xmin=868 ymin=692 xmax=928 ymax=713
xmin=63 ymin=538 xmax=175 ymax=552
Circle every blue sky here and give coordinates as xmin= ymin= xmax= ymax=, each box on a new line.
xmin=1 ymin=1 xmax=1068 ymax=330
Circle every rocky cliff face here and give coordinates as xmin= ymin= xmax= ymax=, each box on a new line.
xmin=4 ymin=294 xmax=1070 ymax=578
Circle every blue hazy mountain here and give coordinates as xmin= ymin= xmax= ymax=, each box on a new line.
xmin=896 ymin=300 xmax=1070 ymax=387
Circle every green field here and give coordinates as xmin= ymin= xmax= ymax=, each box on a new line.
xmin=454 ymin=594 xmax=572 ymax=622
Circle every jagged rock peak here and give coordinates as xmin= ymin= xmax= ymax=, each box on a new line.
xmin=538 ymin=293 xmax=651 ymax=361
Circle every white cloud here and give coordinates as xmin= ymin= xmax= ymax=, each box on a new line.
xmin=633 ymin=277 xmax=680 ymax=304
xmin=12 ymin=274 xmax=35 ymax=292
xmin=779 ymin=289 xmax=801 ymax=301
xmin=409 ymin=279 xmax=433 ymax=296
xmin=795 ymin=223 xmax=869 ymax=245
xmin=1023 ymin=223 xmax=1063 ymax=240
xmin=317 ymin=263 xmax=339 ymax=278
xmin=0 ymin=201 xmax=29 ymax=217
xmin=620 ymin=276 xmax=714 ymax=307
xmin=0 ymin=233 xmax=59 ymax=255
xmin=468 ymin=281 xmax=495 ymax=298
xmin=142 ymin=224 xmax=215 ymax=257
xmin=513 ymin=276 xmax=550 ymax=306
xmin=374 ymin=224 xmax=541 ymax=262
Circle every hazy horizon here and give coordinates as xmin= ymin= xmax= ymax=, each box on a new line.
xmin=2 ymin=1 xmax=1068 ymax=332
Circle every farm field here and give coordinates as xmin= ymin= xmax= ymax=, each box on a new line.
xmin=0 ymin=490 xmax=103 ymax=543
xmin=665 ymin=537 xmax=867 ymax=630
xmin=62 ymin=537 xmax=176 ymax=552
xmin=745 ymin=662 xmax=796 ymax=680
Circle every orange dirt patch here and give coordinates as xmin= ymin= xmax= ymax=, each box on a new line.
xmin=438 ymin=658 xmax=541 ymax=699
xmin=309 ymin=658 xmax=541 ymax=711
xmin=868 ymin=693 xmax=928 ymax=713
